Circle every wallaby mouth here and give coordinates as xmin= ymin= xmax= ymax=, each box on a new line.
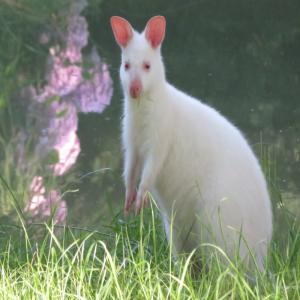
xmin=129 ymin=79 xmax=142 ymax=99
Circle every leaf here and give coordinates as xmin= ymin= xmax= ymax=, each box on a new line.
xmin=56 ymin=108 xmax=68 ymax=118
xmin=82 ymin=70 xmax=93 ymax=80
xmin=62 ymin=58 xmax=72 ymax=67
xmin=4 ymin=56 xmax=19 ymax=77
xmin=0 ymin=96 xmax=7 ymax=110
xmin=44 ymin=95 xmax=60 ymax=106
xmin=81 ymin=60 xmax=94 ymax=69
xmin=44 ymin=149 xmax=59 ymax=165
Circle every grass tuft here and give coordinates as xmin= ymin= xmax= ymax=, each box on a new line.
xmin=0 ymin=202 xmax=300 ymax=299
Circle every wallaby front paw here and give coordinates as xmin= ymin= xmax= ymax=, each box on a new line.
xmin=135 ymin=188 xmax=149 ymax=215
xmin=124 ymin=189 xmax=137 ymax=215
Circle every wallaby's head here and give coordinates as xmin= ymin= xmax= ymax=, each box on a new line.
xmin=111 ymin=16 xmax=166 ymax=99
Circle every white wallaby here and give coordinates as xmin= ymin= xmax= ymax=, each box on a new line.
xmin=110 ymin=15 xmax=273 ymax=271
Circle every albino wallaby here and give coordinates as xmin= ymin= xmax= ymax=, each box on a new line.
xmin=110 ymin=15 xmax=272 ymax=270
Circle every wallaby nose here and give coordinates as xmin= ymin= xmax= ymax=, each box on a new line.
xmin=129 ymin=79 xmax=142 ymax=99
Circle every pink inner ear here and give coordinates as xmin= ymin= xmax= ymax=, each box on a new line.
xmin=110 ymin=16 xmax=133 ymax=48
xmin=145 ymin=16 xmax=166 ymax=49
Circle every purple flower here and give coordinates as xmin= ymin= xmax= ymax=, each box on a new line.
xmin=74 ymin=48 xmax=113 ymax=113
xmin=46 ymin=48 xmax=83 ymax=97
xmin=34 ymin=101 xmax=79 ymax=162
xmin=67 ymin=16 xmax=88 ymax=51
xmin=52 ymin=131 xmax=81 ymax=176
xmin=20 ymin=0 xmax=113 ymax=224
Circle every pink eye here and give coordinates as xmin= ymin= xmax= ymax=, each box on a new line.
xmin=124 ymin=62 xmax=130 ymax=70
xmin=143 ymin=62 xmax=151 ymax=71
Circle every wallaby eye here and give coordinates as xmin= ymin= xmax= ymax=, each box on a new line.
xmin=124 ymin=62 xmax=130 ymax=71
xmin=143 ymin=62 xmax=151 ymax=71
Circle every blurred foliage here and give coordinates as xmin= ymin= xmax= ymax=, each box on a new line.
xmin=0 ymin=0 xmax=68 ymax=138
xmin=0 ymin=0 xmax=70 ymax=67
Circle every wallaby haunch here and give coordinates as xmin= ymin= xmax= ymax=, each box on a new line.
xmin=110 ymin=15 xmax=272 ymax=270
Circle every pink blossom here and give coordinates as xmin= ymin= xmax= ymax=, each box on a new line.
xmin=47 ymin=48 xmax=83 ymax=97
xmin=25 ymin=176 xmax=67 ymax=224
xmin=72 ymin=48 xmax=112 ymax=113
xmin=34 ymin=101 xmax=78 ymax=162
xmin=21 ymin=0 xmax=113 ymax=224
xmin=52 ymin=131 xmax=81 ymax=176
xmin=67 ymin=15 xmax=88 ymax=51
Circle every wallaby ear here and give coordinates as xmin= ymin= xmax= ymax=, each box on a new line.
xmin=145 ymin=16 xmax=166 ymax=49
xmin=110 ymin=16 xmax=133 ymax=48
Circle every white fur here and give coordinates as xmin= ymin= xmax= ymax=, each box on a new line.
xmin=118 ymin=23 xmax=272 ymax=270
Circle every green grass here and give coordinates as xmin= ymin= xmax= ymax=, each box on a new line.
xmin=0 ymin=202 xmax=300 ymax=299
